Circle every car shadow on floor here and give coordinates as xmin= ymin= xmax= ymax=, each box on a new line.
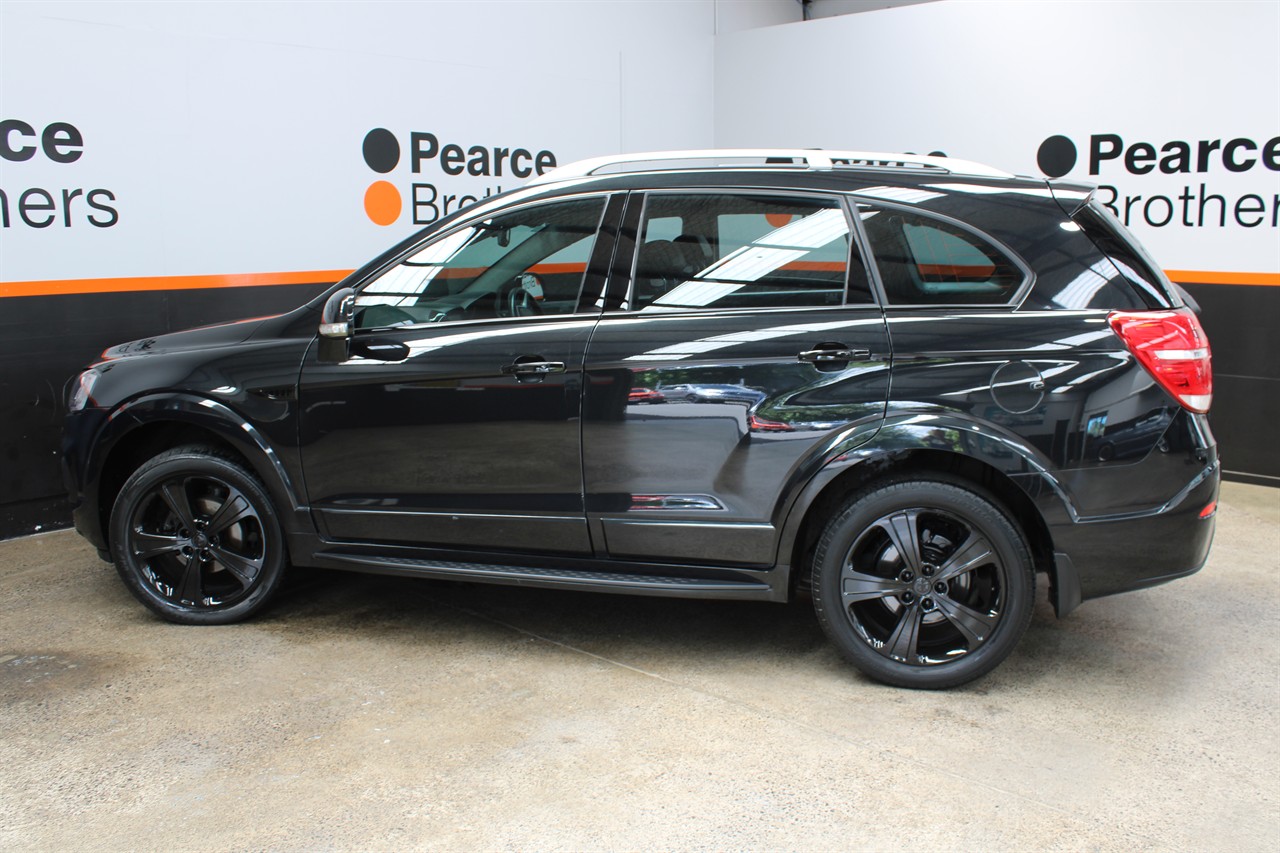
xmin=253 ymin=565 xmax=1164 ymax=692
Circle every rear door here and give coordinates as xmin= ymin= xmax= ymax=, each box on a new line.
xmin=581 ymin=190 xmax=891 ymax=567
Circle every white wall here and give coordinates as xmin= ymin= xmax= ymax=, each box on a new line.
xmin=0 ymin=1 xmax=792 ymax=285
xmin=715 ymin=0 xmax=1280 ymax=276
xmin=8 ymin=0 xmax=1271 ymax=288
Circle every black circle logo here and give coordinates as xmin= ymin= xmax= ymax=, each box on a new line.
xmin=362 ymin=128 xmax=399 ymax=174
xmin=1037 ymin=135 xmax=1077 ymax=178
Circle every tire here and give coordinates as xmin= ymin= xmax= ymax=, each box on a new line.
xmin=108 ymin=445 xmax=288 ymax=625
xmin=811 ymin=479 xmax=1034 ymax=689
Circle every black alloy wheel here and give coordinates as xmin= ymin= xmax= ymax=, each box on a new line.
xmin=812 ymin=479 xmax=1034 ymax=689
xmin=109 ymin=446 xmax=287 ymax=624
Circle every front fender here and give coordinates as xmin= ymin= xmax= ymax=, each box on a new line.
xmin=71 ymin=392 xmax=308 ymax=552
xmin=112 ymin=394 xmax=302 ymax=506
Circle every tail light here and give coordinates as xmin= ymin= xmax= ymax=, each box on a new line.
xmin=748 ymin=412 xmax=794 ymax=432
xmin=1108 ymin=308 xmax=1212 ymax=413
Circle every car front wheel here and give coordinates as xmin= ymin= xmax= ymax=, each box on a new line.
xmin=108 ymin=445 xmax=287 ymax=624
xmin=811 ymin=479 xmax=1035 ymax=689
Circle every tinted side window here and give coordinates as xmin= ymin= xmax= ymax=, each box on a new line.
xmin=631 ymin=193 xmax=871 ymax=311
xmin=859 ymin=205 xmax=1025 ymax=305
xmin=354 ymin=197 xmax=605 ymax=328
xmin=1069 ymin=201 xmax=1173 ymax=309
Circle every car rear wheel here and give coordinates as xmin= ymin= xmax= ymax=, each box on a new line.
xmin=108 ymin=445 xmax=287 ymax=624
xmin=811 ymin=479 xmax=1034 ymax=689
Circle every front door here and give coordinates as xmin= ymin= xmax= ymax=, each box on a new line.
xmin=298 ymin=194 xmax=617 ymax=556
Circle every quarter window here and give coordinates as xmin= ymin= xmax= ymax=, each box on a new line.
xmin=353 ymin=197 xmax=605 ymax=328
xmin=859 ymin=205 xmax=1024 ymax=305
xmin=630 ymin=194 xmax=870 ymax=310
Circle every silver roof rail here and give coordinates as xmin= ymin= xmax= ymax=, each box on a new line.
xmin=528 ymin=148 xmax=1015 ymax=185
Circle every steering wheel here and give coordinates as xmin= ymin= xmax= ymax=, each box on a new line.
xmin=496 ymin=273 xmax=545 ymax=318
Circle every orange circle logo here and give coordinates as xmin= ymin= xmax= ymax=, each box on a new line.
xmin=364 ymin=180 xmax=401 ymax=226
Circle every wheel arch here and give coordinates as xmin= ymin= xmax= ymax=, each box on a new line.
xmin=91 ymin=394 xmax=305 ymax=553
xmin=779 ymin=421 xmax=1065 ymax=614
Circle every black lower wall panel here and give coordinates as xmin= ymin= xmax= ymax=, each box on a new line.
xmin=1180 ymin=282 xmax=1280 ymax=485
xmin=2 ymin=278 xmax=1274 ymax=541
xmin=0 ymin=283 xmax=331 ymax=541
xmin=1210 ymin=375 xmax=1280 ymax=485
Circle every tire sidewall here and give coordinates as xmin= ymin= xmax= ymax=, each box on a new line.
xmin=109 ymin=448 xmax=287 ymax=625
xmin=812 ymin=479 xmax=1035 ymax=689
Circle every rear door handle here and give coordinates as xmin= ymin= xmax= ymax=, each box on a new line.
xmin=797 ymin=348 xmax=869 ymax=363
xmin=502 ymin=359 xmax=566 ymax=376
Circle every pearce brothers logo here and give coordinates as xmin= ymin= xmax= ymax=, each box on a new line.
xmin=1036 ymin=132 xmax=1279 ymax=230
xmin=360 ymin=127 xmax=559 ymax=226
xmin=1 ymin=118 xmax=119 ymax=229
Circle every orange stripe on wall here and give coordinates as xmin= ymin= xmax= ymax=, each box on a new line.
xmin=1164 ymin=270 xmax=1280 ymax=287
xmin=1 ymin=267 xmax=1278 ymax=298
xmin=0 ymin=270 xmax=355 ymax=298
xmin=431 ymin=262 xmax=588 ymax=280
xmin=917 ymin=263 xmax=997 ymax=278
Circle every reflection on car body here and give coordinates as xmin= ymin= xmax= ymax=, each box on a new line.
xmin=661 ymin=383 xmax=767 ymax=405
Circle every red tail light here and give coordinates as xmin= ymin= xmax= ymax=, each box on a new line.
xmin=748 ymin=412 xmax=794 ymax=432
xmin=1108 ymin=308 xmax=1212 ymax=413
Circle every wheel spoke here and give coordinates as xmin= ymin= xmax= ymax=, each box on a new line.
xmin=933 ymin=533 xmax=994 ymax=583
xmin=132 ymin=530 xmax=182 ymax=560
xmin=210 ymin=546 xmax=262 ymax=590
xmin=841 ymin=568 xmax=907 ymax=603
xmin=879 ymin=510 xmax=924 ymax=574
xmin=934 ymin=596 xmax=999 ymax=647
xmin=205 ymin=488 xmax=255 ymax=537
xmin=881 ymin=603 xmax=924 ymax=663
xmin=159 ymin=480 xmax=197 ymax=531
xmin=175 ymin=557 xmax=204 ymax=603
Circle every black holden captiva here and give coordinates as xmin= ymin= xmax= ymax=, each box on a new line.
xmin=62 ymin=149 xmax=1218 ymax=688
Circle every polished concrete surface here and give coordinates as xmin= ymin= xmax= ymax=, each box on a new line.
xmin=1 ymin=483 xmax=1276 ymax=851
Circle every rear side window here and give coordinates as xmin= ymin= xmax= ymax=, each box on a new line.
xmin=1070 ymin=201 xmax=1174 ymax=309
xmin=630 ymin=193 xmax=872 ymax=310
xmin=858 ymin=205 xmax=1025 ymax=305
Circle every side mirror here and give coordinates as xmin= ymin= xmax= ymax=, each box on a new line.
xmin=318 ymin=287 xmax=356 ymax=362
xmin=320 ymin=287 xmax=356 ymax=338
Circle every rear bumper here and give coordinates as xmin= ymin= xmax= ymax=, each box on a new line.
xmin=1048 ymin=460 xmax=1218 ymax=613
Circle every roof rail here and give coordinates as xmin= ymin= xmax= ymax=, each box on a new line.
xmin=528 ymin=148 xmax=1015 ymax=185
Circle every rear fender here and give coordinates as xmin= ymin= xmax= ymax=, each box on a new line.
xmin=775 ymin=412 xmax=1080 ymax=605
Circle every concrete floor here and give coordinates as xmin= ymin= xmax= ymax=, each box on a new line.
xmin=1 ymin=484 xmax=1276 ymax=851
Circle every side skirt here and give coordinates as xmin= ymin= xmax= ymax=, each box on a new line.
xmin=310 ymin=548 xmax=786 ymax=602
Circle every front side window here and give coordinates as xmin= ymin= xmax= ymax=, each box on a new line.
xmin=630 ymin=193 xmax=869 ymax=311
xmin=858 ymin=205 xmax=1025 ymax=305
xmin=354 ymin=197 xmax=606 ymax=328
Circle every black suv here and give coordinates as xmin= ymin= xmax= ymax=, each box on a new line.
xmin=62 ymin=150 xmax=1218 ymax=689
